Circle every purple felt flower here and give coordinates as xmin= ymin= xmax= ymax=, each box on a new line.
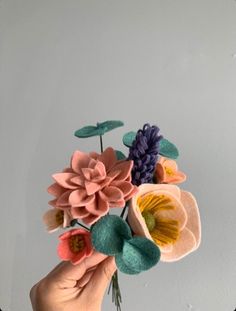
xmin=128 ymin=124 xmax=163 ymax=185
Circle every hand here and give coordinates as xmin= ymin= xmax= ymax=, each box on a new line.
xmin=30 ymin=252 xmax=116 ymax=311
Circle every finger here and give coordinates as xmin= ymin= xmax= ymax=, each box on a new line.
xmin=75 ymin=269 xmax=95 ymax=288
xmin=47 ymin=251 xmax=108 ymax=288
xmin=84 ymin=256 xmax=117 ymax=300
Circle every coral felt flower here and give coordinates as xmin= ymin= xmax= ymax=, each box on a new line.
xmin=48 ymin=147 xmax=137 ymax=225
xmin=155 ymin=157 xmax=186 ymax=184
xmin=43 ymin=208 xmax=73 ymax=233
xmin=57 ymin=228 xmax=93 ymax=264
xmin=127 ymin=184 xmax=201 ymax=262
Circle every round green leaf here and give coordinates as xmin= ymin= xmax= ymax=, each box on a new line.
xmin=74 ymin=120 xmax=124 ymax=138
xmin=115 ymin=150 xmax=126 ymax=160
xmin=74 ymin=126 xmax=98 ymax=138
xmin=159 ymin=138 xmax=179 ymax=159
xmin=91 ymin=215 xmax=132 ymax=256
xmin=115 ymin=236 xmax=161 ymax=275
xmin=98 ymin=120 xmax=124 ymax=134
xmin=123 ymin=131 xmax=137 ymax=147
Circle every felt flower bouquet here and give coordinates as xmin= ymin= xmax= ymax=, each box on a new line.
xmin=43 ymin=120 xmax=201 ymax=310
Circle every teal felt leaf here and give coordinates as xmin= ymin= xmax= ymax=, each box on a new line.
xmin=159 ymin=138 xmax=179 ymax=159
xmin=115 ymin=150 xmax=126 ymax=160
xmin=123 ymin=131 xmax=137 ymax=147
xmin=91 ymin=215 xmax=132 ymax=256
xmin=74 ymin=126 xmax=98 ymax=138
xmin=74 ymin=120 xmax=124 ymax=138
xmin=99 ymin=120 xmax=124 ymax=133
xmin=115 ymin=237 xmax=161 ymax=275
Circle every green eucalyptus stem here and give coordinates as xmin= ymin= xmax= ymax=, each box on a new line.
xmin=108 ymin=270 xmax=122 ymax=311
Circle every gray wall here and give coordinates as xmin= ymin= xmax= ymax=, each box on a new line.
xmin=1 ymin=1 xmax=236 ymax=310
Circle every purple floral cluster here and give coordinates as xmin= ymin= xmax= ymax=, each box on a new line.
xmin=128 ymin=124 xmax=163 ymax=186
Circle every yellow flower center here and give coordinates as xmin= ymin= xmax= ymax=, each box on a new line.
xmin=164 ymin=166 xmax=175 ymax=176
xmin=138 ymin=193 xmax=180 ymax=247
xmin=55 ymin=210 xmax=64 ymax=226
xmin=69 ymin=235 xmax=85 ymax=253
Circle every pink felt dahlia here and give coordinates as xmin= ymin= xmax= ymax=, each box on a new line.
xmin=57 ymin=228 xmax=93 ymax=264
xmin=48 ymin=147 xmax=137 ymax=225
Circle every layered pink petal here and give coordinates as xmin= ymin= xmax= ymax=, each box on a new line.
xmin=160 ymin=228 xmax=197 ymax=262
xmin=85 ymin=180 xmax=103 ymax=196
xmin=112 ymin=160 xmax=133 ymax=181
xmin=47 ymin=183 xmax=65 ymax=197
xmin=111 ymin=181 xmax=134 ymax=199
xmin=98 ymin=147 xmax=117 ymax=171
xmin=82 ymin=214 xmax=100 ymax=225
xmin=85 ymin=194 xmax=109 ymax=216
xmin=71 ymin=150 xmax=90 ymax=174
xmin=52 ymin=173 xmax=78 ymax=189
xmin=71 ymin=206 xmax=90 ymax=218
xmin=57 ymin=190 xmax=73 ymax=207
xmin=69 ymin=189 xmax=95 ymax=207
xmin=70 ymin=176 xmax=85 ymax=187
xmin=100 ymin=186 xmax=123 ymax=204
xmin=48 ymin=198 xmax=58 ymax=208
xmin=180 ymin=190 xmax=201 ymax=250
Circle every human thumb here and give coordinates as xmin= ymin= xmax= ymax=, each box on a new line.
xmin=85 ymin=256 xmax=117 ymax=300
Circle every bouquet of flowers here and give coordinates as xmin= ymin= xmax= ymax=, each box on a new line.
xmin=43 ymin=120 xmax=201 ymax=310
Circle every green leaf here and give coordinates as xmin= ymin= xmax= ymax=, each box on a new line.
xmin=99 ymin=120 xmax=124 ymax=133
xmin=115 ymin=237 xmax=161 ymax=275
xmin=91 ymin=215 xmax=132 ymax=256
xmin=115 ymin=150 xmax=126 ymax=160
xmin=123 ymin=131 xmax=137 ymax=147
xmin=74 ymin=126 xmax=98 ymax=138
xmin=159 ymin=138 xmax=179 ymax=159
xmin=74 ymin=120 xmax=124 ymax=138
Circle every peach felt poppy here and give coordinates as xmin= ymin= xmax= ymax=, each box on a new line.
xmin=47 ymin=147 xmax=137 ymax=225
xmin=155 ymin=157 xmax=186 ymax=184
xmin=57 ymin=228 xmax=93 ymax=265
xmin=127 ymin=184 xmax=201 ymax=262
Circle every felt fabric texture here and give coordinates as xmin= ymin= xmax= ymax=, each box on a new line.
xmin=123 ymin=131 xmax=137 ymax=147
xmin=115 ymin=237 xmax=161 ymax=275
xmin=91 ymin=215 xmax=161 ymax=274
xmin=91 ymin=214 xmax=132 ymax=255
xmin=47 ymin=147 xmax=137 ymax=225
xmin=128 ymin=184 xmax=201 ymax=262
xmin=43 ymin=208 xmax=73 ymax=233
xmin=155 ymin=157 xmax=186 ymax=184
xmin=128 ymin=124 xmax=163 ymax=186
xmin=74 ymin=120 xmax=124 ymax=138
xmin=57 ymin=228 xmax=93 ymax=265
xmin=159 ymin=138 xmax=179 ymax=159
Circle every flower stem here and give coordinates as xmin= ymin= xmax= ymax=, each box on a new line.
xmin=108 ymin=270 xmax=122 ymax=311
xmin=75 ymin=221 xmax=90 ymax=231
xmin=119 ymin=204 xmax=128 ymax=219
xmin=100 ymin=135 xmax=104 ymax=153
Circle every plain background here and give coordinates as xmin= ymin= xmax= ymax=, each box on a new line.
xmin=1 ymin=0 xmax=236 ymax=310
